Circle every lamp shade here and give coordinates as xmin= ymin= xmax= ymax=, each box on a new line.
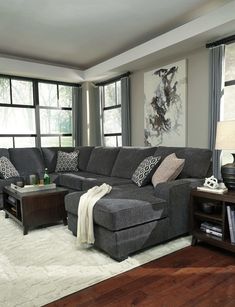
xmin=215 ymin=120 xmax=235 ymax=150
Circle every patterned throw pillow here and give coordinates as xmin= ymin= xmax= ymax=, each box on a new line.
xmin=151 ymin=153 xmax=185 ymax=188
xmin=132 ymin=155 xmax=161 ymax=187
xmin=55 ymin=151 xmax=79 ymax=172
xmin=0 ymin=156 xmax=20 ymax=179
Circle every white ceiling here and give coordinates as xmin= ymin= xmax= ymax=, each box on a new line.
xmin=0 ymin=0 xmax=232 ymax=70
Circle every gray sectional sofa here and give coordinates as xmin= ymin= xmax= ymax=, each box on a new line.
xmin=0 ymin=146 xmax=212 ymax=261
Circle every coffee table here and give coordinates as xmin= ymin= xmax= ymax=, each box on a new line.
xmin=3 ymin=186 xmax=68 ymax=235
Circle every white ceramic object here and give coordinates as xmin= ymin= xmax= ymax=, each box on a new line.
xmin=203 ymin=175 xmax=219 ymax=189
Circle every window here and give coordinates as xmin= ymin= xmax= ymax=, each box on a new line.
xmin=12 ymin=79 xmax=34 ymax=105
xmin=0 ymin=75 xmax=78 ymax=148
xmin=0 ymin=78 xmax=10 ymax=104
xmin=0 ymin=77 xmax=36 ymax=148
xmin=221 ymin=42 xmax=235 ymax=165
xmin=38 ymin=82 xmax=73 ymax=147
xmin=101 ymin=80 xmax=122 ymax=147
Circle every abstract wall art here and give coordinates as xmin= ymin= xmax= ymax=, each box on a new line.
xmin=144 ymin=59 xmax=187 ymax=146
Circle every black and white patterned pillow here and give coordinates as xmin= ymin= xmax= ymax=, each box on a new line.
xmin=55 ymin=150 xmax=79 ymax=172
xmin=132 ymin=155 xmax=161 ymax=187
xmin=0 ymin=156 xmax=20 ymax=179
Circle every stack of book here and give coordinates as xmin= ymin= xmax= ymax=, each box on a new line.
xmin=8 ymin=196 xmax=16 ymax=204
xmin=227 ymin=206 xmax=235 ymax=244
xmin=200 ymin=221 xmax=222 ymax=238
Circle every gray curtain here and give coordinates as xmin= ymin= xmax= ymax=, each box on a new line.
xmin=209 ymin=45 xmax=225 ymax=179
xmin=72 ymin=86 xmax=82 ymax=146
xmin=121 ymin=76 xmax=131 ymax=146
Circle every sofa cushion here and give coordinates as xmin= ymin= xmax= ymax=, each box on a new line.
xmin=57 ymin=171 xmax=131 ymax=191
xmin=111 ymin=147 xmax=157 ymax=179
xmin=154 ymin=146 xmax=212 ymax=178
xmin=55 ymin=150 xmax=79 ymax=172
xmin=82 ymin=176 xmax=131 ymax=191
xmin=0 ymin=148 xmax=9 ymax=159
xmin=57 ymin=173 xmax=84 ymax=190
xmin=41 ymin=146 xmax=94 ymax=173
xmin=76 ymin=146 xmax=94 ymax=171
xmin=9 ymin=148 xmax=45 ymax=178
xmin=132 ymin=155 xmax=161 ymax=187
xmin=57 ymin=172 xmax=103 ymax=190
xmin=152 ymin=153 xmax=185 ymax=187
xmin=41 ymin=147 xmax=75 ymax=173
xmin=0 ymin=156 xmax=20 ymax=179
xmin=86 ymin=147 xmax=120 ymax=176
xmin=65 ymin=185 xmax=167 ymax=231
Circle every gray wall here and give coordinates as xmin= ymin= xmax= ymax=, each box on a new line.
xmin=130 ymin=48 xmax=210 ymax=148
xmin=81 ymin=82 xmax=101 ymax=146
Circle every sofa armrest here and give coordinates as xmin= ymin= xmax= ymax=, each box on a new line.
xmin=154 ymin=178 xmax=203 ymax=200
xmin=154 ymin=178 xmax=203 ymax=237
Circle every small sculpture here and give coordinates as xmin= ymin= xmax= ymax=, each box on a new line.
xmin=204 ymin=175 xmax=219 ymax=189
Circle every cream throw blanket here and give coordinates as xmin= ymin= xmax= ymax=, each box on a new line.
xmin=77 ymin=183 xmax=112 ymax=246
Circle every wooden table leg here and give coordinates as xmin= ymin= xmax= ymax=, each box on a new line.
xmin=191 ymin=236 xmax=198 ymax=246
xmin=23 ymin=226 xmax=28 ymax=235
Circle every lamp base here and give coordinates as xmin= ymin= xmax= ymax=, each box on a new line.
xmin=221 ymin=161 xmax=235 ymax=190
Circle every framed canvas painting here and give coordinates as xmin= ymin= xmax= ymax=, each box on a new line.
xmin=144 ymin=59 xmax=187 ymax=146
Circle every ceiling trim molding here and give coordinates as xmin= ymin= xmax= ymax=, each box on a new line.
xmin=84 ymin=1 xmax=235 ymax=80
xmin=0 ymin=55 xmax=85 ymax=83
xmin=0 ymin=1 xmax=234 ymax=83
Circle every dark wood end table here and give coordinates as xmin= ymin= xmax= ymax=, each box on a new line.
xmin=190 ymin=188 xmax=235 ymax=253
xmin=3 ymin=186 xmax=68 ymax=235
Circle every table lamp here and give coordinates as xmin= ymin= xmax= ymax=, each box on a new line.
xmin=215 ymin=120 xmax=235 ymax=189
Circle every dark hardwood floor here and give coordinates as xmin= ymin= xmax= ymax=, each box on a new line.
xmin=44 ymin=243 xmax=235 ymax=307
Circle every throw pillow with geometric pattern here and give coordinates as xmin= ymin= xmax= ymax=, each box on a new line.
xmin=0 ymin=156 xmax=20 ymax=179
xmin=55 ymin=150 xmax=79 ymax=172
xmin=132 ymin=155 xmax=161 ymax=187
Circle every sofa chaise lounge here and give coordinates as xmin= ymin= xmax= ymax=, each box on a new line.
xmin=0 ymin=146 xmax=212 ymax=261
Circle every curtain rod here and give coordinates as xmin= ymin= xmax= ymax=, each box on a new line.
xmin=95 ymin=71 xmax=131 ymax=86
xmin=206 ymin=34 xmax=235 ymax=48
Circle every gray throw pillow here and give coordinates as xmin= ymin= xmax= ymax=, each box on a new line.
xmin=0 ymin=156 xmax=20 ymax=179
xmin=152 ymin=153 xmax=185 ymax=187
xmin=132 ymin=155 xmax=161 ymax=187
xmin=55 ymin=150 xmax=79 ymax=172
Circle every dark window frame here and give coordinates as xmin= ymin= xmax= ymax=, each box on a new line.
xmin=38 ymin=81 xmax=74 ymax=147
xmin=101 ymin=80 xmax=122 ymax=147
xmin=0 ymin=73 xmax=80 ymax=148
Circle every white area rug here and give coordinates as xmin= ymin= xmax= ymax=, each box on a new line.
xmin=0 ymin=211 xmax=191 ymax=307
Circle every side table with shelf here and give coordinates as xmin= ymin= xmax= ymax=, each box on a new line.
xmin=190 ymin=189 xmax=235 ymax=253
xmin=3 ymin=186 xmax=68 ymax=235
